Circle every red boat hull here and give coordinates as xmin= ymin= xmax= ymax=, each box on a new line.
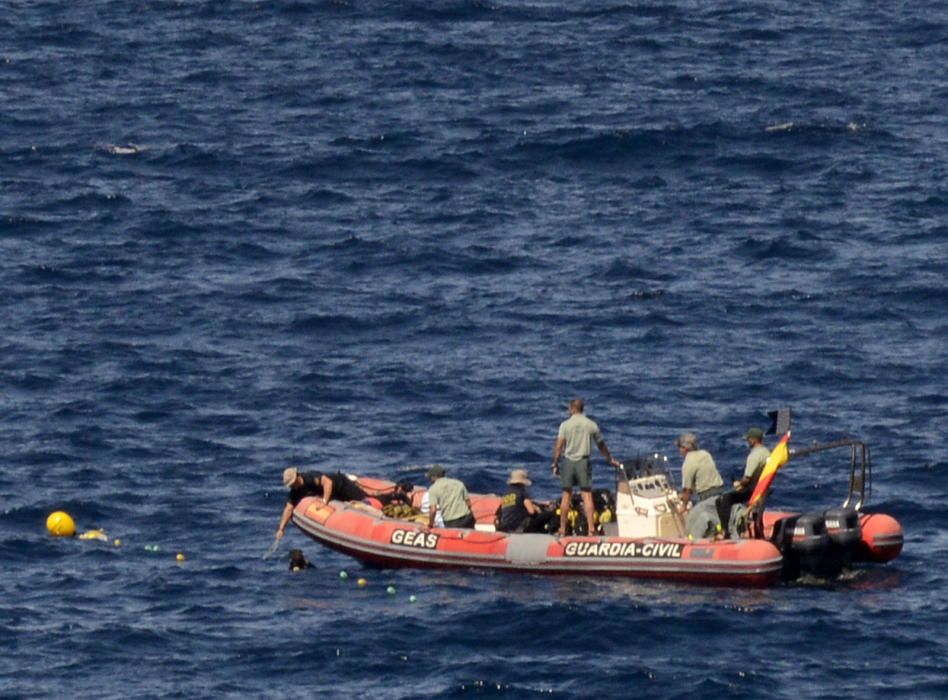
xmin=293 ymin=496 xmax=784 ymax=587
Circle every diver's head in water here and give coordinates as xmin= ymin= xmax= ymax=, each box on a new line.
xmin=288 ymin=549 xmax=311 ymax=571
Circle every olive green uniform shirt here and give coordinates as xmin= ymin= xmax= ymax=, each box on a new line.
xmin=557 ymin=413 xmax=603 ymax=461
xmin=744 ymin=444 xmax=770 ymax=479
xmin=427 ymin=477 xmax=471 ymax=522
xmin=681 ymin=449 xmax=724 ymax=494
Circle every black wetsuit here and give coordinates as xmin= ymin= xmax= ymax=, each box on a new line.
xmin=322 ymin=472 xmax=368 ymax=502
xmin=288 ymin=471 xmax=367 ymax=506
xmin=288 ymin=471 xmax=324 ymax=506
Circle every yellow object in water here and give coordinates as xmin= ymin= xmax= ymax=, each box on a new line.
xmin=176 ymin=552 xmax=185 ymax=562
xmin=46 ymin=511 xmax=76 ymax=537
xmin=357 ymin=578 xmax=367 ymax=587
xmin=113 ymin=538 xmax=122 ymax=547
xmin=79 ymin=528 xmax=108 ymax=541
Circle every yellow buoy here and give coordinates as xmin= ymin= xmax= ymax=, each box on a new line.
xmin=46 ymin=511 xmax=76 ymax=537
xmin=176 ymin=552 xmax=185 ymax=562
xmin=357 ymin=578 xmax=367 ymax=587
xmin=113 ymin=538 xmax=122 ymax=547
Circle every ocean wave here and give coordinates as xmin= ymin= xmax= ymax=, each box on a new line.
xmin=302 ymin=187 xmax=355 ymax=205
xmin=512 ymin=124 xmax=724 ymax=166
xmin=289 ymin=310 xmax=419 ymax=335
xmin=602 ymin=258 xmax=674 ymax=283
xmin=58 ymin=190 xmax=132 ymax=210
xmin=102 ymin=143 xmax=145 ymax=156
xmin=733 ymin=234 xmax=835 ymax=262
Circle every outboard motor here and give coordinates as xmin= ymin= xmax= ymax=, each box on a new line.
xmin=791 ymin=512 xmax=834 ymax=577
xmin=823 ymin=506 xmax=862 ymax=569
xmin=769 ymin=515 xmax=799 ymax=580
xmin=770 ymin=512 xmax=833 ymax=580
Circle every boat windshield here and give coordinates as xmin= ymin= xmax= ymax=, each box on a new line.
xmin=615 ymin=453 xmax=673 ymax=496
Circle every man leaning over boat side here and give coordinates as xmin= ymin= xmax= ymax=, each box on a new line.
xmin=425 ymin=464 xmax=476 ymax=529
xmin=552 ymin=398 xmax=621 ymax=536
xmin=275 ymin=466 xmax=368 ymax=539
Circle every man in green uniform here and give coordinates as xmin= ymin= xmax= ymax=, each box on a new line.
xmin=676 ymin=433 xmax=725 ymax=539
xmin=552 ymin=398 xmax=620 ymax=536
xmin=426 ymin=465 xmax=475 ymax=529
xmin=715 ymin=427 xmax=770 ymax=538
xmin=676 ymin=432 xmax=724 ymax=507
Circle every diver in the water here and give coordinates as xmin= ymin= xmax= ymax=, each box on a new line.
xmin=288 ymin=549 xmax=312 ymax=571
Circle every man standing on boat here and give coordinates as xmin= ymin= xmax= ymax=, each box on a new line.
xmin=425 ymin=465 xmax=476 ymax=529
xmin=552 ymin=398 xmax=620 ymax=536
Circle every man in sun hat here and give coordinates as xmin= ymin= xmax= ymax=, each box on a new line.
xmin=552 ymin=398 xmax=621 ymax=536
xmin=715 ymin=427 xmax=771 ymax=538
xmin=498 ymin=468 xmax=556 ymax=533
xmin=275 ymin=466 xmax=368 ymax=539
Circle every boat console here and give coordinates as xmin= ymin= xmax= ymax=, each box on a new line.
xmin=612 ymin=453 xmax=687 ymax=538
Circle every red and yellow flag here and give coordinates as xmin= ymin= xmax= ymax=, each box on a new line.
xmin=747 ymin=431 xmax=791 ymax=509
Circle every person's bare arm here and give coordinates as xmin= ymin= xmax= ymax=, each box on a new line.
xmin=524 ymin=498 xmax=540 ymax=516
xmin=678 ymin=487 xmax=693 ymax=511
xmin=276 ymin=501 xmax=294 ymax=538
xmin=321 ymin=475 xmax=334 ymax=503
xmin=596 ymin=438 xmax=620 ymax=467
xmin=552 ymin=436 xmax=565 ymax=472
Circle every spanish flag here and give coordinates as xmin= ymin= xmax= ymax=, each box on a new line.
xmin=747 ymin=431 xmax=791 ymax=509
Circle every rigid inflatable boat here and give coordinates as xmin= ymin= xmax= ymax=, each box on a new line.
xmin=293 ymin=470 xmax=785 ymax=587
xmin=291 ymin=419 xmax=903 ymax=586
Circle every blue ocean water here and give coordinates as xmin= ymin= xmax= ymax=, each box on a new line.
xmin=2 ymin=0 xmax=947 ymax=697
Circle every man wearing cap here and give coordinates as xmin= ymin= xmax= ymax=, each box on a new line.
xmin=425 ymin=465 xmax=475 ymax=529
xmin=552 ymin=398 xmax=621 ymax=536
xmin=676 ymin=432 xmax=724 ymax=509
xmin=715 ymin=427 xmax=770 ymax=538
xmin=498 ymin=468 xmax=556 ymax=533
xmin=275 ymin=467 xmax=368 ymax=539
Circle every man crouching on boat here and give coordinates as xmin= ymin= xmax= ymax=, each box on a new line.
xmin=675 ymin=432 xmax=725 ymax=513
xmin=425 ymin=465 xmax=476 ymax=529
xmin=275 ymin=467 xmax=368 ymax=539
